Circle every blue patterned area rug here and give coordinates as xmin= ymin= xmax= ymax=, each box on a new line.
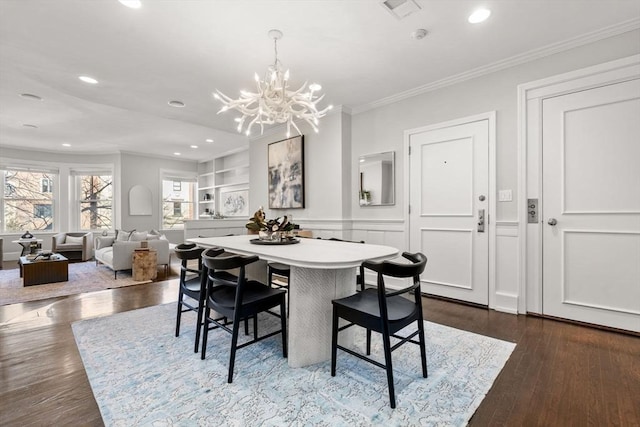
xmin=72 ymin=303 xmax=515 ymax=426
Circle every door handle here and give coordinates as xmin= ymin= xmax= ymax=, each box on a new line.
xmin=477 ymin=209 xmax=485 ymax=232
xmin=548 ymin=218 xmax=558 ymax=226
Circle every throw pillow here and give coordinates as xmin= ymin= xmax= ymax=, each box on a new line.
xmin=146 ymin=234 xmax=159 ymax=240
xmin=116 ymin=229 xmax=135 ymax=241
xmin=65 ymin=235 xmax=84 ymax=244
xmin=149 ymin=229 xmax=161 ymax=236
xmin=129 ymin=231 xmax=148 ymax=241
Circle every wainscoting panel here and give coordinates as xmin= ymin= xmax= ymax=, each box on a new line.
xmin=495 ymin=222 xmax=519 ymax=314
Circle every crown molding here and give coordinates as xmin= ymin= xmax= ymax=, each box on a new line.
xmin=352 ymin=18 xmax=640 ymax=115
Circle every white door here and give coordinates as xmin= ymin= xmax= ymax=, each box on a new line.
xmin=542 ymin=78 xmax=640 ymax=332
xmin=409 ymin=119 xmax=489 ymax=305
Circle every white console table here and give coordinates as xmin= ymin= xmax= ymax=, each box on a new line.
xmin=187 ymin=234 xmax=399 ymax=368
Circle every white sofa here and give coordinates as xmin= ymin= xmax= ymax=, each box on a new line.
xmin=95 ymin=236 xmax=170 ymax=278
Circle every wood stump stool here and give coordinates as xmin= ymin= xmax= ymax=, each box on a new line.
xmin=132 ymin=248 xmax=157 ymax=281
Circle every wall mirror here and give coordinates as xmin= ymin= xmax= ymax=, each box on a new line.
xmin=129 ymin=184 xmax=152 ymax=215
xmin=359 ymin=151 xmax=395 ymax=206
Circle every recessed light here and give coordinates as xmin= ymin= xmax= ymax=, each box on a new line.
xmin=468 ymin=8 xmax=491 ymax=24
xmin=118 ymin=0 xmax=142 ymax=8
xmin=190 ymin=145 xmax=198 ymax=149
xmin=20 ymin=93 xmax=42 ymax=101
xmin=22 ymin=123 xmax=38 ymax=128
xmin=168 ymin=100 xmax=185 ymax=108
xmin=205 ymin=138 xmax=214 ymax=143
xmin=79 ymin=76 xmax=99 ymax=84
xmin=173 ymin=152 xmax=181 ymax=156
xmin=62 ymin=143 xmax=71 ymax=147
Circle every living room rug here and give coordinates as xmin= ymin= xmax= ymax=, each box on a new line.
xmin=0 ymin=262 xmax=175 ymax=306
xmin=72 ymin=303 xmax=515 ymax=426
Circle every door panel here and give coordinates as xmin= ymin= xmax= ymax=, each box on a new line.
xmin=410 ymin=120 xmax=489 ymax=305
xmin=420 ymin=137 xmax=473 ymax=216
xmin=542 ymin=78 xmax=640 ymax=332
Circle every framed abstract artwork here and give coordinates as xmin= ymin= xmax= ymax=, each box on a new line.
xmin=268 ymin=135 xmax=305 ymax=209
xmin=220 ymin=189 xmax=249 ymax=217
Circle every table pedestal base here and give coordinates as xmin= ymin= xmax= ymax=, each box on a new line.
xmin=288 ymin=266 xmax=355 ymax=368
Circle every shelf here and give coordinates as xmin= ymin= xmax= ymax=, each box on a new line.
xmin=213 ymin=181 xmax=249 ymax=189
xmin=199 ymin=200 xmax=215 ymax=204
xmin=215 ymin=164 xmax=250 ymax=174
xmin=199 ymin=172 xmax=215 ymax=177
xmin=198 ymin=186 xmax=215 ymax=191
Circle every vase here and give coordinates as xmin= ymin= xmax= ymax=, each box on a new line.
xmin=258 ymin=230 xmax=277 ymax=241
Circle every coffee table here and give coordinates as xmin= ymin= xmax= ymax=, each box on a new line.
xmin=19 ymin=254 xmax=69 ymax=286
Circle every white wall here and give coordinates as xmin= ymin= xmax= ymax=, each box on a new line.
xmin=249 ymin=110 xmax=351 ymax=232
xmin=119 ymin=152 xmax=197 ymax=243
xmin=351 ymin=29 xmax=640 ymax=223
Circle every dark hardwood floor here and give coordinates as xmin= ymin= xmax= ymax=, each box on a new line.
xmin=1 ymin=271 xmax=638 ymax=426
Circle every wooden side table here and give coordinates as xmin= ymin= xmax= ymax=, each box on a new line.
xmin=132 ymin=248 xmax=157 ymax=281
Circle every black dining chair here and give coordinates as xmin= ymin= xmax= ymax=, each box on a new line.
xmin=267 ymin=262 xmax=291 ymax=313
xmin=174 ymin=243 xmax=210 ymax=353
xmin=330 ymin=252 xmax=428 ymax=408
xmin=201 ymin=251 xmax=287 ymax=383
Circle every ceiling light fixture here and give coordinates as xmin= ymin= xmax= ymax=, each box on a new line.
xmin=22 ymin=123 xmax=38 ymax=128
xmin=118 ymin=0 xmax=142 ymax=9
xmin=205 ymin=138 xmax=214 ymax=143
xmin=468 ymin=8 xmax=491 ymax=23
xmin=62 ymin=143 xmax=71 ymax=147
xmin=190 ymin=145 xmax=198 ymax=149
xmin=173 ymin=152 xmax=181 ymax=156
xmin=79 ymin=75 xmax=99 ymax=84
xmin=214 ymin=29 xmax=332 ymax=137
xmin=168 ymin=100 xmax=185 ymax=108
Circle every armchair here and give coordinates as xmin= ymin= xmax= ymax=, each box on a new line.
xmin=52 ymin=232 xmax=94 ymax=261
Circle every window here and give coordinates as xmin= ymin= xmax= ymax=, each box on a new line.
xmin=75 ymin=172 xmax=113 ymax=231
xmin=1 ymin=168 xmax=57 ymax=232
xmin=162 ymin=174 xmax=196 ymax=229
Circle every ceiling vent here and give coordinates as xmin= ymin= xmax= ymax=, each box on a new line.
xmin=381 ymin=0 xmax=421 ymax=20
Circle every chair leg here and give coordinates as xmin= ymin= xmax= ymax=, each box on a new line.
xmin=194 ymin=299 xmax=205 ymax=353
xmin=417 ymin=319 xmax=428 ymax=378
xmin=228 ymin=317 xmax=241 ymax=383
xmin=253 ymin=315 xmax=258 ymax=340
xmin=201 ymin=306 xmax=210 ymax=360
xmin=366 ymin=329 xmax=372 ymax=355
xmin=381 ymin=331 xmax=396 ymax=408
xmin=175 ymin=292 xmax=183 ymax=337
xmin=331 ymin=308 xmax=339 ymax=376
xmin=280 ymin=298 xmax=287 ymax=357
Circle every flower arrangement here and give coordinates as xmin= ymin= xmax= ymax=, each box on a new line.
xmin=246 ymin=206 xmax=295 ymax=239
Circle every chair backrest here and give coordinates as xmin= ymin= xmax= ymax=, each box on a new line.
xmin=201 ymin=252 xmax=260 ymax=311
xmin=362 ymin=252 xmax=427 ymax=295
xmin=176 ymin=242 xmax=197 ymax=251
xmin=174 ymin=245 xmax=209 ymax=280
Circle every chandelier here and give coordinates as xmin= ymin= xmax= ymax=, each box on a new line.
xmin=214 ymin=29 xmax=332 ymax=137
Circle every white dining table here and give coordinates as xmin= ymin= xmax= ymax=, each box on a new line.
xmin=187 ymin=234 xmax=399 ymax=367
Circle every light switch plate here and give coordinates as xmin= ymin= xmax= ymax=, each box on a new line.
xmin=498 ymin=189 xmax=513 ymax=202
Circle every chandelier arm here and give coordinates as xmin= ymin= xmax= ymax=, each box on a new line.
xmin=291 ymin=119 xmax=303 ymax=136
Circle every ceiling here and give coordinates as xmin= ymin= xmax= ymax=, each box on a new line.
xmin=1 ymin=0 xmax=639 ymax=161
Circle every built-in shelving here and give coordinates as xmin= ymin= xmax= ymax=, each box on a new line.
xmin=196 ymin=148 xmax=249 ymax=217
